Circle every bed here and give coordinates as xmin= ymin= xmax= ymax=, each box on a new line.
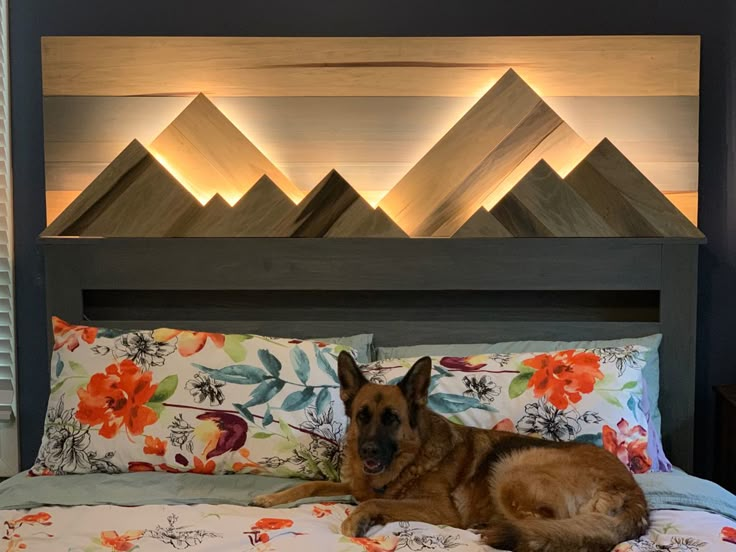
xmin=0 ymin=234 xmax=728 ymax=551
xmin=8 ymin=33 xmax=733 ymax=551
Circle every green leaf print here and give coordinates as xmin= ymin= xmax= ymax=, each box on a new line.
xmin=314 ymin=345 xmax=339 ymax=383
xmin=69 ymin=360 xmax=86 ymax=375
xmin=263 ymin=405 xmax=274 ymax=426
xmin=258 ymin=349 xmax=282 ymax=378
xmin=428 ymin=393 xmax=496 ymax=414
xmin=233 ymin=403 xmax=255 ymax=424
xmin=508 ymin=372 xmax=533 ymax=399
xmin=195 ymin=363 xmax=270 ymax=385
xmin=149 ymin=375 xmax=178 ymax=403
xmin=315 ymin=387 xmax=331 ymax=415
xmin=290 ymin=346 xmax=311 ymax=384
xmin=281 ymin=387 xmax=315 ymax=411
xmin=223 ymin=334 xmax=251 ymax=363
xmin=241 ymin=379 xmax=285 ymax=408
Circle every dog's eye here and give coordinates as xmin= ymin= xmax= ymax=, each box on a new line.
xmin=356 ymin=408 xmax=371 ymax=424
xmin=381 ymin=410 xmax=400 ymax=426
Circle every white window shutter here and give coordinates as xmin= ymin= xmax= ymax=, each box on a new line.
xmin=0 ymin=0 xmax=18 ymax=476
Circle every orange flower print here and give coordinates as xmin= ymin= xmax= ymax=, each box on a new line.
xmin=602 ymin=419 xmax=652 ymax=474
xmin=721 ymin=526 xmax=736 ymax=544
xmin=152 ymin=328 xmax=225 ymax=357
xmin=232 ymin=448 xmax=262 ymax=473
xmin=13 ymin=513 xmax=52 ymax=526
xmin=143 ymin=435 xmax=167 ymax=456
xmin=76 ymin=360 xmax=159 ymax=438
xmin=524 ymin=350 xmax=603 ymax=410
xmin=491 ymin=418 xmax=517 ymax=433
xmin=350 ymin=535 xmax=399 ymax=552
xmin=252 ymin=518 xmax=294 ymax=531
xmin=3 ymin=512 xmax=53 ymax=552
xmin=52 ymin=316 xmax=97 ymax=352
xmin=100 ymin=530 xmax=144 ymax=551
xmin=312 ymin=505 xmax=332 ymax=518
xmin=191 ymin=456 xmax=216 ymax=475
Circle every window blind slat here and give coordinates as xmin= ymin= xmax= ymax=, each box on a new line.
xmin=0 ymin=0 xmax=18 ymax=476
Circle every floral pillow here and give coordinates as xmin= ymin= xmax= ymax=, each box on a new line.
xmin=364 ymin=347 xmax=657 ymax=474
xmin=32 ymin=317 xmax=358 ymax=480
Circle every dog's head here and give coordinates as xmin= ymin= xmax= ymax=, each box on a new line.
xmin=337 ymin=351 xmax=431 ymax=476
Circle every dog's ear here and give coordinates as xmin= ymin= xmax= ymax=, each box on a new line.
xmin=337 ymin=351 xmax=368 ymax=415
xmin=398 ymin=356 xmax=432 ymax=409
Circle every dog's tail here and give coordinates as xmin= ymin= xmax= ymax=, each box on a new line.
xmin=480 ymin=505 xmax=648 ymax=552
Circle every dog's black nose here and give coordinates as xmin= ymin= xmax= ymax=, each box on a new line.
xmin=360 ymin=442 xmax=379 ymax=458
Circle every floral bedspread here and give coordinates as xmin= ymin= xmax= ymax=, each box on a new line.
xmin=1 ymin=502 xmax=735 ymax=551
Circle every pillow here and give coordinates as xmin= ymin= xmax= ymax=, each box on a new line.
xmin=32 ymin=317 xmax=362 ymax=480
xmin=365 ymin=348 xmax=660 ymax=474
xmin=375 ymin=335 xmax=670 ymax=472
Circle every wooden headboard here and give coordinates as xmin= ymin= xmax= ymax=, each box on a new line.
xmin=40 ymin=236 xmax=701 ymax=471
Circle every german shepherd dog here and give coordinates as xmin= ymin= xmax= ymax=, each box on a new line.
xmin=253 ymin=352 xmax=649 ymax=551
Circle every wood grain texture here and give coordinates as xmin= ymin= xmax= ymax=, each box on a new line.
xmin=149 ymin=94 xmax=302 ymax=204
xmin=490 ymin=161 xmax=616 ymax=237
xmin=380 ymin=69 xmax=578 ymax=236
xmin=41 ymin=36 xmax=700 ymax=97
xmin=42 ymin=140 xmax=150 ymax=236
xmin=176 ymin=176 xmax=296 ymax=237
xmin=659 ymin=244 xmax=699 ymax=472
xmin=43 ymin=140 xmax=202 ymax=238
xmin=278 ymin=170 xmax=405 ymax=238
xmin=565 ymin=139 xmax=703 ymax=238
xmin=43 ymin=95 xmax=699 ymax=193
xmin=451 ymin=208 xmax=512 ymax=238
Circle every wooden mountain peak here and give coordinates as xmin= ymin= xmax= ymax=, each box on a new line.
xmin=490 ymin=160 xmax=616 ymax=237
xmin=43 ymin=139 xmax=202 ymax=237
xmin=178 ymin=176 xmax=298 ymax=237
xmin=379 ymin=68 xmax=586 ymax=237
xmin=278 ymin=169 xmax=406 ymax=238
xmin=452 ymin=207 xmax=512 ymax=238
xmin=150 ymin=93 xmax=303 ymax=205
xmin=565 ymin=138 xmax=704 ymax=238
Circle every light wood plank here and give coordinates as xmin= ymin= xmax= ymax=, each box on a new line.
xmin=664 ymin=192 xmax=698 ymax=225
xmin=490 ymin=161 xmax=616 ymax=237
xmin=41 ymin=36 xmax=700 ymax=97
xmin=46 ymin=190 xmax=82 ymax=225
xmin=380 ymin=70 xmax=578 ymax=236
xmin=149 ymin=94 xmax=302 ymax=204
xmin=565 ymin=139 xmax=703 ymax=238
xmin=43 ymin=95 xmax=699 ymax=199
xmin=452 ymin=208 xmax=512 ymax=238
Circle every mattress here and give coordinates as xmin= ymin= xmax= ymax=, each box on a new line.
xmin=0 ymin=470 xmax=734 ymax=551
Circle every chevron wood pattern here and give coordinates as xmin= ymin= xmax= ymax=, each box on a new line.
xmin=379 ymin=69 xmax=586 ymax=237
xmin=565 ymin=139 xmax=703 ymax=239
xmin=149 ymin=94 xmax=303 ymax=205
xmin=490 ymin=161 xmax=617 ymax=237
xmin=42 ymin=140 xmax=201 ymax=237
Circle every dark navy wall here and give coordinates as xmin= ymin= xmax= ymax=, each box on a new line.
xmin=9 ymin=0 xmax=735 ymax=475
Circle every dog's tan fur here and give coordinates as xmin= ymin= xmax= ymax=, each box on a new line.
xmin=253 ymin=353 xmax=649 ymax=551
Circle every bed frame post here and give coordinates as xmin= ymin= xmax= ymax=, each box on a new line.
xmin=659 ymin=243 xmax=699 ymax=472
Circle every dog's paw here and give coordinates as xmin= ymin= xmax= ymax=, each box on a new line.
xmin=340 ymin=509 xmax=374 ymax=538
xmin=250 ymin=494 xmax=278 ymax=508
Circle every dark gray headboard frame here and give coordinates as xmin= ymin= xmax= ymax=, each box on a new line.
xmin=40 ymin=236 xmax=701 ymax=471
